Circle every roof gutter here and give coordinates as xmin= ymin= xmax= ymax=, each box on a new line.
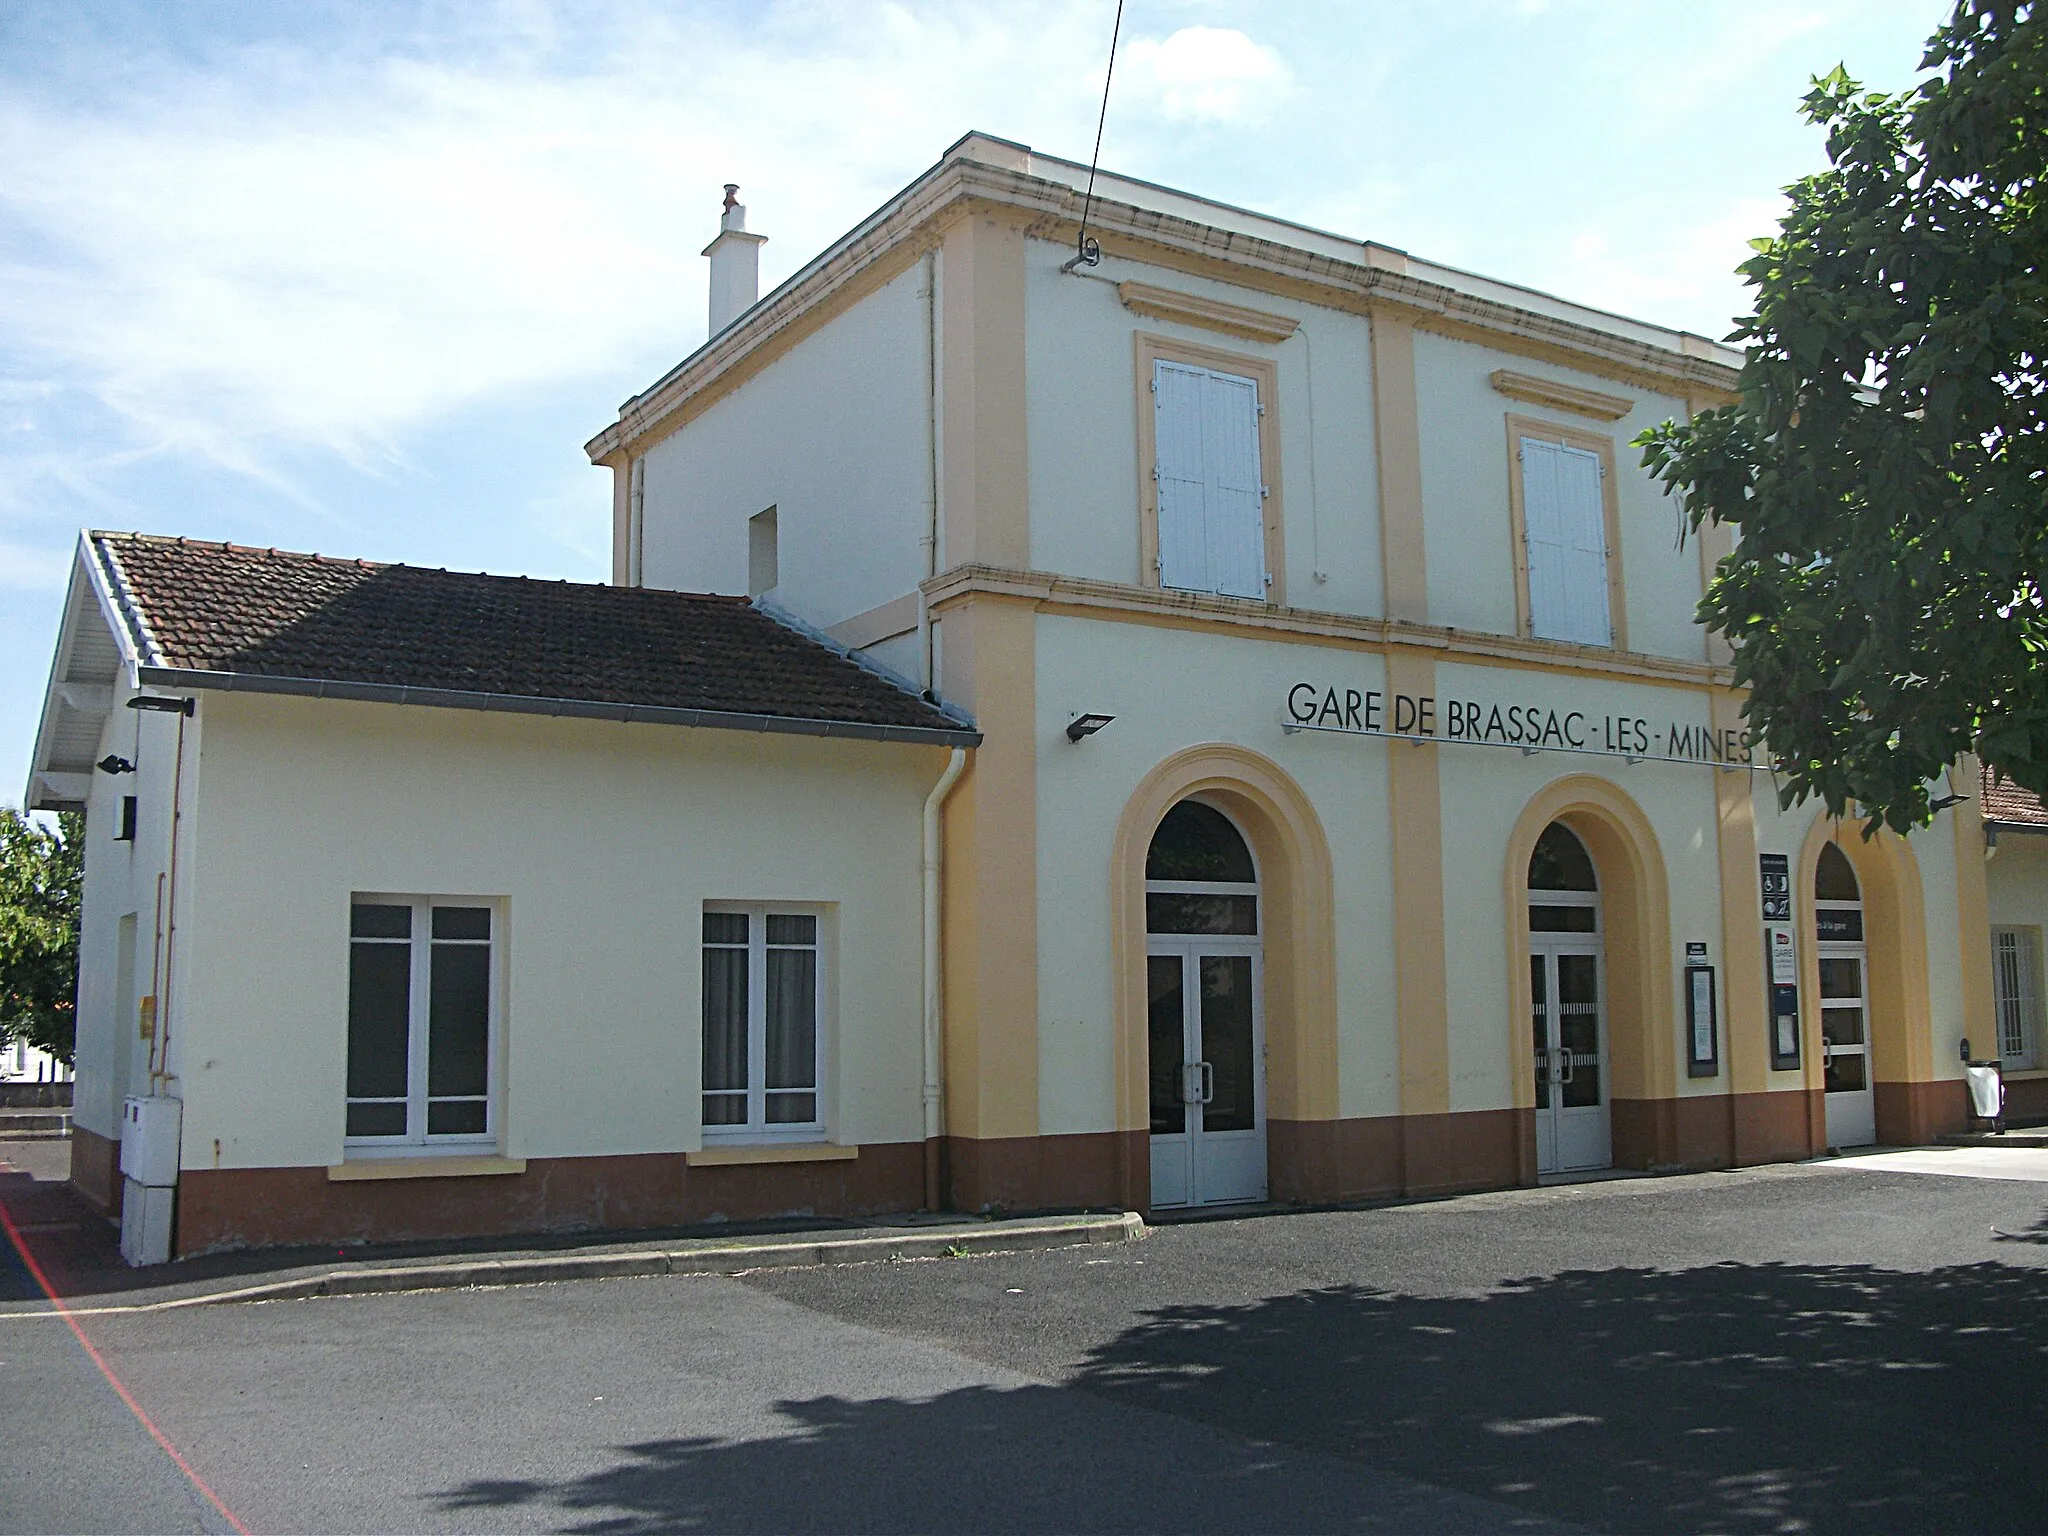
xmin=133 ymin=666 xmax=983 ymax=749
xmin=1984 ymin=819 xmax=2048 ymax=850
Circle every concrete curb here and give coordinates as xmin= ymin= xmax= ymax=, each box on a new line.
xmin=7 ymin=1211 xmax=1146 ymax=1318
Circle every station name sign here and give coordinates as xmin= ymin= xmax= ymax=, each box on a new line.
xmin=1284 ymin=682 xmax=1758 ymax=769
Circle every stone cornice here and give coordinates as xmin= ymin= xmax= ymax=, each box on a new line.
xmin=923 ymin=563 xmax=1738 ymax=692
xmin=586 ymin=152 xmax=1742 ymax=464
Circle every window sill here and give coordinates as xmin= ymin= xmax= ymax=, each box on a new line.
xmin=328 ymin=1155 xmax=526 ymax=1182
xmin=687 ymin=1143 xmax=857 ymax=1167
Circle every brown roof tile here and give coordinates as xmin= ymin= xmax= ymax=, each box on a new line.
xmin=1981 ymin=762 xmax=2048 ymax=827
xmin=93 ymin=533 xmax=975 ymax=745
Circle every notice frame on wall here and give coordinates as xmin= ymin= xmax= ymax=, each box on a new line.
xmin=1684 ymin=942 xmax=1718 ymax=1077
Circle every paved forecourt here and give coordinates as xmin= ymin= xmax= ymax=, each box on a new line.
xmin=5 ymin=1158 xmax=2048 ymax=1533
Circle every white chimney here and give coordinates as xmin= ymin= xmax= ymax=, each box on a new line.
xmin=703 ymin=183 xmax=767 ymax=337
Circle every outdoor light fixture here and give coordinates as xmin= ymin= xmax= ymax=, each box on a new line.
xmin=1066 ymin=712 xmax=1116 ymax=743
xmin=1929 ymin=793 xmax=1967 ymax=812
xmin=96 ymin=755 xmax=136 ymax=775
xmin=127 ymin=695 xmax=195 ymax=716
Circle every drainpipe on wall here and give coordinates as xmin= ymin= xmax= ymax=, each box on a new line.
xmin=921 ymin=746 xmax=968 ymax=1210
xmin=628 ymin=455 xmax=646 ymax=588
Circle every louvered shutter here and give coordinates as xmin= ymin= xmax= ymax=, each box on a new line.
xmin=1204 ymin=370 xmax=1266 ymax=599
xmin=1154 ymin=360 xmax=1267 ymax=598
xmin=1522 ymin=436 xmax=1611 ymax=646
xmin=1154 ymin=361 xmax=1210 ymax=592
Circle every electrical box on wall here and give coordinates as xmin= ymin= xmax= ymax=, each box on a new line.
xmin=119 ymin=1182 xmax=174 ymax=1267
xmin=120 ymin=1094 xmax=182 ymax=1187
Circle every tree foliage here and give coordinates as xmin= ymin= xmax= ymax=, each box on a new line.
xmin=1638 ymin=1 xmax=2047 ymax=833
xmin=0 ymin=808 xmax=84 ymax=1065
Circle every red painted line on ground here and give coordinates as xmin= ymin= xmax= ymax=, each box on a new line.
xmin=0 ymin=1191 xmax=253 ymax=1535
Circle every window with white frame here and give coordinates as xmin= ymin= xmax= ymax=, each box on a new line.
xmin=1518 ymin=433 xmax=1614 ymax=647
xmin=702 ymin=907 xmax=825 ymax=1140
xmin=347 ymin=898 xmax=497 ymax=1148
xmin=1993 ymin=926 xmax=2041 ymax=1070
xmin=1153 ymin=359 xmax=1269 ymax=600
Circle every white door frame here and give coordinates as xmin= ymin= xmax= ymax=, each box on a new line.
xmin=1530 ymin=937 xmax=1613 ymax=1174
xmin=1818 ymin=912 xmax=1875 ymax=1148
xmin=1147 ymin=936 xmax=1268 ymax=1208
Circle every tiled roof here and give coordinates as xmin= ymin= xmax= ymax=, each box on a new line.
xmin=1982 ymin=762 xmax=2048 ymax=828
xmin=92 ymin=533 xmax=976 ymax=745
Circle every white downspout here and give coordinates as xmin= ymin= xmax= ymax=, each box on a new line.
xmin=921 ymin=745 xmax=968 ymax=1210
xmin=629 ymin=456 xmax=646 ymax=588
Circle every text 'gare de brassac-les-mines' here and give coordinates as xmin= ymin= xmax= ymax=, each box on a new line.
xmin=30 ymin=132 xmax=2048 ymax=1261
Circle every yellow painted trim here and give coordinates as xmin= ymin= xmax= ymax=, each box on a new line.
xmin=1949 ymin=759 xmax=1996 ymax=1064
xmin=1371 ymin=314 xmax=1428 ymax=623
xmin=1490 ymin=369 xmax=1633 ymax=421
xmin=1795 ymin=819 xmax=1931 ymax=1095
xmin=1133 ymin=332 xmax=1286 ymax=607
xmin=942 ymin=212 xmax=1031 ymax=570
xmin=1110 ymin=744 xmax=1339 ymax=1133
xmin=826 ymin=593 xmax=920 ymax=650
xmin=1504 ymin=414 xmax=1629 ymax=652
xmin=686 ymin=1143 xmax=859 ymax=1166
xmin=1388 ymin=653 xmax=1449 ymax=1113
xmin=1686 ymin=392 xmax=1734 ymax=667
xmin=1117 ymin=280 xmax=1300 ymax=345
xmin=939 ymin=599 xmax=1039 ymax=1140
xmin=925 ymin=564 xmax=1733 ymax=690
xmin=1504 ymin=776 xmax=1674 ymax=1110
xmin=328 ymin=1156 xmax=527 ymax=1182
xmin=1711 ymin=688 xmax=1771 ymax=1097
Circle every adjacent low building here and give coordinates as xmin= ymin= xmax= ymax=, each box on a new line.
xmin=29 ymin=132 xmax=2048 ymax=1257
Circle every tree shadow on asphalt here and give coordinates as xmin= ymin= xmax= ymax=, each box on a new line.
xmin=434 ymin=1385 xmax=1528 ymax=1536
xmin=433 ymin=1259 xmax=2048 ymax=1535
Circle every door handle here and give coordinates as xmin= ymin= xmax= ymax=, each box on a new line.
xmin=1560 ymin=1050 xmax=1574 ymax=1085
xmin=1199 ymin=1061 xmax=1215 ymax=1105
xmin=1182 ymin=1063 xmax=1203 ymax=1105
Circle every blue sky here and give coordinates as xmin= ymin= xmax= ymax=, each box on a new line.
xmin=2 ymin=0 xmax=1950 ymax=800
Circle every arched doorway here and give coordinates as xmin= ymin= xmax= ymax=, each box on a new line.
xmin=1815 ymin=843 xmax=1875 ymax=1147
xmin=1145 ymin=799 xmax=1267 ymax=1208
xmin=1528 ymin=822 xmax=1612 ymax=1173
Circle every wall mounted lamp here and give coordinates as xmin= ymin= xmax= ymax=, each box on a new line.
xmin=1066 ymin=712 xmax=1116 ymax=743
xmin=96 ymin=755 xmax=136 ymax=774
xmin=127 ymin=694 xmax=195 ymax=716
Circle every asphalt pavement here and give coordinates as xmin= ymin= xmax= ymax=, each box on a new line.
xmin=6 ymin=1148 xmax=2048 ymax=1534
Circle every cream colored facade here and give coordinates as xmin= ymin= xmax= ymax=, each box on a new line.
xmin=37 ymin=546 xmax=955 ymax=1252
xmin=593 ymin=132 xmax=2000 ymax=1209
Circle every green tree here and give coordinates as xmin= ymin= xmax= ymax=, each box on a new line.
xmin=1638 ymin=1 xmax=2046 ymax=833
xmin=0 ymin=808 xmax=84 ymax=1065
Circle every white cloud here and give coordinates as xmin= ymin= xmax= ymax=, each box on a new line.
xmin=0 ymin=3 xmax=1119 ymax=486
xmin=1120 ymin=26 xmax=1292 ymax=124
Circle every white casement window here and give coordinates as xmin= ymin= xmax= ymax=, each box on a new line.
xmin=702 ymin=906 xmax=826 ymax=1141
xmin=1520 ymin=434 xmax=1613 ymax=647
xmin=1154 ymin=359 xmax=1269 ymax=601
xmin=1993 ymin=926 xmax=2042 ymax=1070
xmin=346 ymin=898 xmax=498 ymax=1149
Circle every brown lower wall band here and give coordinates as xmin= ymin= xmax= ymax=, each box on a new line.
xmin=168 ymin=1081 xmax=1956 ymax=1255
xmin=176 ymin=1144 xmax=925 ymax=1257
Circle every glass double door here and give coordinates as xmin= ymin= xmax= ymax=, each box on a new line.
xmin=1147 ymin=940 xmax=1266 ymax=1208
xmin=1819 ymin=942 xmax=1875 ymax=1147
xmin=1530 ymin=943 xmax=1610 ymax=1173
